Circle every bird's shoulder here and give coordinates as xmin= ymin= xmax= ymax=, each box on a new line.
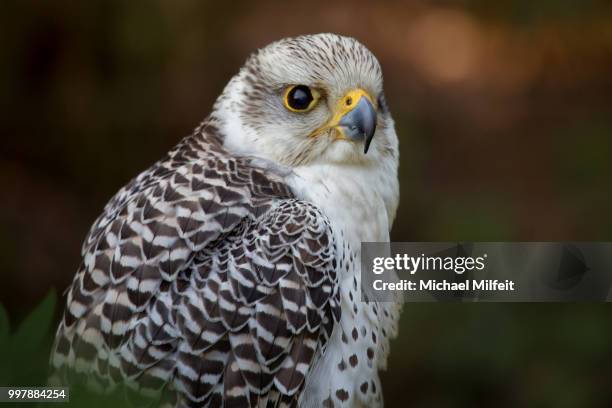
xmin=82 ymin=131 xmax=292 ymax=254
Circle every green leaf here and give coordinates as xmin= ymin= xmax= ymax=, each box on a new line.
xmin=11 ymin=290 xmax=57 ymax=351
xmin=7 ymin=290 xmax=57 ymax=385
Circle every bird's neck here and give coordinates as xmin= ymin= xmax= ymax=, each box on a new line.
xmin=286 ymin=162 xmax=398 ymax=246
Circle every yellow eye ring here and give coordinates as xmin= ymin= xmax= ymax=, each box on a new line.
xmin=283 ymin=85 xmax=320 ymax=112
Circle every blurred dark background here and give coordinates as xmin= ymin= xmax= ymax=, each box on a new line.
xmin=1 ymin=0 xmax=612 ymax=406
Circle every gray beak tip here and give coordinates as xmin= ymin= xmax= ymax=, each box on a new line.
xmin=338 ymin=97 xmax=377 ymax=154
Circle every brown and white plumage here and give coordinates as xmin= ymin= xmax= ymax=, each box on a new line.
xmin=51 ymin=34 xmax=400 ymax=407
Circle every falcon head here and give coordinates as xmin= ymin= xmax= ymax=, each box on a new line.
xmin=214 ymin=34 xmax=398 ymax=167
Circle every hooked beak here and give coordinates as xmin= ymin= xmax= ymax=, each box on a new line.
xmin=312 ymin=89 xmax=378 ymax=154
xmin=337 ymin=92 xmax=377 ymax=154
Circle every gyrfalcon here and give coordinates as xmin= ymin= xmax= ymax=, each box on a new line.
xmin=51 ymin=33 xmax=401 ymax=408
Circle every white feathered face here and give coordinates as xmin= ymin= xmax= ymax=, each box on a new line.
xmin=216 ymin=34 xmax=398 ymax=167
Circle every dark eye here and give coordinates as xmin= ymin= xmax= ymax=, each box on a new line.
xmin=283 ymin=85 xmax=320 ymax=112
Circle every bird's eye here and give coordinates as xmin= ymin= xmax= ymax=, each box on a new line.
xmin=283 ymin=85 xmax=320 ymax=112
